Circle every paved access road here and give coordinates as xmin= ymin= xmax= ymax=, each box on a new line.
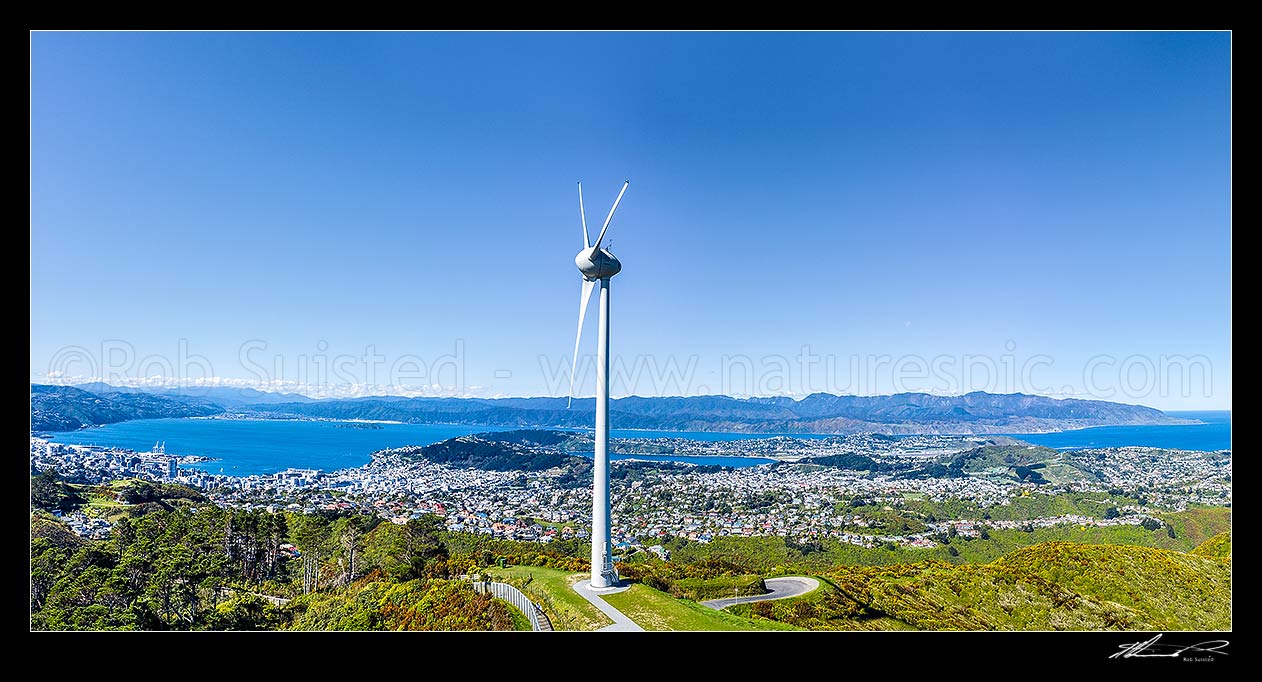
xmin=572 ymin=579 xmax=645 ymax=631
xmin=700 ymin=576 xmax=820 ymax=610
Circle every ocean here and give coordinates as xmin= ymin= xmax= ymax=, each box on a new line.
xmin=1009 ymin=411 xmax=1231 ymax=452
xmin=45 ymin=410 xmax=1229 ymax=477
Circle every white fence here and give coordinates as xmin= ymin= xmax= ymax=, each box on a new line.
xmin=472 ymin=580 xmax=552 ymax=631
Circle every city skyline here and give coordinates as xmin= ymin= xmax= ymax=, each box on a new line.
xmin=30 ymin=31 xmax=1231 ymax=409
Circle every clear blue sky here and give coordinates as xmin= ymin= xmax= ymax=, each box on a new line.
xmin=30 ymin=31 xmax=1231 ymax=410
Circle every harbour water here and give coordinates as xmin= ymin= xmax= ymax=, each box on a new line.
xmin=46 ymin=410 xmax=1228 ymax=476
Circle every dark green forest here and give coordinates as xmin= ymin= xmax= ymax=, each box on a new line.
xmin=30 ymin=470 xmax=521 ymax=631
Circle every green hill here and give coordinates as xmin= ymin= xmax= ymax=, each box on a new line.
xmin=31 ymin=384 xmax=222 ymax=432
xmin=953 ymin=444 xmax=1092 ymax=484
xmin=399 ymin=434 xmax=583 ymax=472
xmin=1191 ymin=531 xmax=1231 ymax=560
xmin=732 ymin=541 xmax=1231 ymax=631
xmin=1160 ymin=506 xmax=1232 ymax=547
xmin=995 ymin=542 xmax=1230 ymax=630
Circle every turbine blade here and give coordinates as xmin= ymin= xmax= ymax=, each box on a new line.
xmin=592 ymin=180 xmax=629 ymax=252
xmin=569 ymin=278 xmax=597 ymax=407
xmin=578 ymin=181 xmax=590 ymax=249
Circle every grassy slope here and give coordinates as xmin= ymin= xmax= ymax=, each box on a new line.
xmin=733 ymin=541 xmax=1231 ymax=631
xmin=600 ymin=584 xmax=797 ymax=631
xmin=487 ymin=566 xmax=612 ymax=631
xmin=958 ymin=445 xmax=1089 ymax=484
xmin=1160 ymin=507 xmax=1233 ymax=548
xmin=727 ymin=575 xmax=914 ymax=631
xmin=1192 ymin=531 xmax=1231 ymax=560
xmin=996 ymin=542 xmax=1231 ymax=630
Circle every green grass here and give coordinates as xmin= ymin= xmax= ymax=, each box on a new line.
xmin=667 ymin=574 xmax=766 ymax=601
xmin=1159 ymin=506 xmax=1232 ymax=548
xmin=1192 ymin=531 xmax=1231 ymax=560
xmin=487 ymin=565 xmax=612 ymax=631
xmin=601 ymin=584 xmax=798 ymax=631
xmin=728 ymin=575 xmax=914 ymax=631
xmin=496 ymin=597 xmax=534 ymax=631
xmin=736 ymin=542 xmax=1231 ymax=631
xmin=72 ymin=483 xmax=131 ymax=521
xmin=997 ymin=542 xmax=1232 ymax=630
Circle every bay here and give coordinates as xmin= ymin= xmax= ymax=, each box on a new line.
xmin=50 ymin=418 xmax=504 ymax=476
xmin=46 ymin=410 xmax=1229 ymax=477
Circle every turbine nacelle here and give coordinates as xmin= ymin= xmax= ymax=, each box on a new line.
xmin=570 ymin=180 xmax=629 ymax=408
xmin=575 ymin=246 xmax=622 ymax=280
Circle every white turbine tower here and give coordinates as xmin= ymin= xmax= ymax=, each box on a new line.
xmin=570 ymin=179 xmax=628 ymax=588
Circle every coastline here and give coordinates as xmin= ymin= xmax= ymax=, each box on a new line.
xmin=38 ymin=413 xmax=1230 ymax=481
xmin=36 ymin=413 xmax=1213 ymax=438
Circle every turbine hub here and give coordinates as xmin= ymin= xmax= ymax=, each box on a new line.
xmin=576 ymin=247 xmax=622 ymax=280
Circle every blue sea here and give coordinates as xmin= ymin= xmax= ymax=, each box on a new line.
xmin=1008 ymin=411 xmax=1231 ymax=452
xmin=50 ymin=419 xmax=505 ymax=476
xmin=46 ymin=411 xmax=1228 ymax=477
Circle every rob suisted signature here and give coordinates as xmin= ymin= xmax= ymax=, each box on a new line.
xmin=1110 ymin=634 xmax=1229 ymax=660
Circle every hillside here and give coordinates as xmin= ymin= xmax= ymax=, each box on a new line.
xmin=398 ymin=433 xmax=583 ymax=472
xmin=1192 ymin=531 xmax=1232 ymax=560
xmin=31 ymin=385 xmax=223 ymax=431
xmin=731 ymin=541 xmax=1231 ymax=631
xmin=995 ymin=542 xmax=1231 ymax=629
xmin=951 ymin=444 xmax=1093 ymax=484
xmin=31 ymin=501 xmax=524 ymax=631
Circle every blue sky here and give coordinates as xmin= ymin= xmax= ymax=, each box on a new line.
xmin=30 ymin=31 xmax=1231 ymax=409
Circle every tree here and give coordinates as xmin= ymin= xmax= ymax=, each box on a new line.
xmin=1104 ymin=507 xmax=1120 ymax=520
xmin=121 ymin=481 xmax=158 ymax=504
xmin=113 ymin=517 xmax=136 ymax=560
xmin=401 ymin=515 xmax=449 ymax=580
xmin=331 ymin=514 xmax=380 ymax=584
xmin=31 ymin=469 xmax=85 ymax=512
xmin=340 ymin=522 xmax=362 ymax=583
xmin=979 ymin=527 xmax=990 ymax=540
xmin=205 ymin=594 xmax=281 ymax=630
xmin=947 ymin=545 xmax=960 ymax=557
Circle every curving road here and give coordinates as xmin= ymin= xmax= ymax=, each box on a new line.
xmin=572 ymin=580 xmax=645 ymax=631
xmin=700 ymin=576 xmax=820 ymax=611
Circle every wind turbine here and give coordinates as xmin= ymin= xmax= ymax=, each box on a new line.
xmin=570 ymin=179 xmax=628 ymax=588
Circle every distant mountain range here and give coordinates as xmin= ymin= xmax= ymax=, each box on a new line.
xmin=30 ymin=385 xmax=223 ymax=431
xmin=71 ymin=382 xmax=316 ymax=407
xmin=30 ymin=383 xmax=1194 ymax=434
